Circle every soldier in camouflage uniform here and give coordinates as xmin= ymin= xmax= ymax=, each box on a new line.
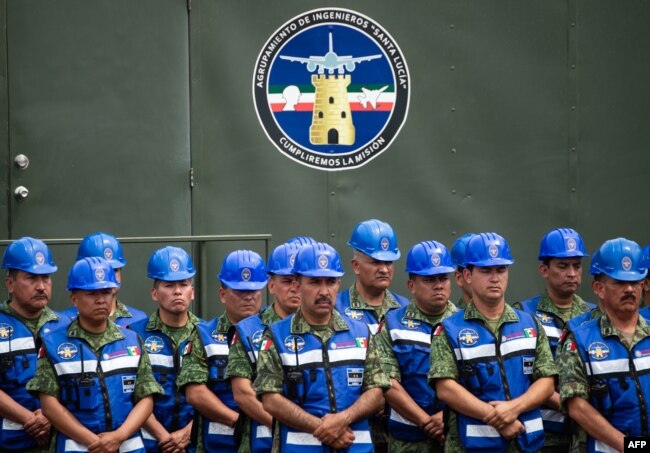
xmin=450 ymin=234 xmax=475 ymax=311
xmin=27 ymin=257 xmax=162 ymax=453
xmin=428 ymin=233 xmax=557 ymax=453
xmin=178 ymin=250 xmax=268 ymax=453
xmin=226 ymin=242 xmax=302 ymax=453
xmin=558 ymin=238 xmax=649 ymax=453
xmin=513 ymin=228 xmax=594 ymax=453
xmin=255 ymin=242 xmax=382 ymax=453
xmin=364 ymin=240 xmax=459 ymax=453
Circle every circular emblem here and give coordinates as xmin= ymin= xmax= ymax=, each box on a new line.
xmin=458 ymin=328 xmax=479 ymax=346
xmin=566 ymin=238 xmax=577 ymax=251
xmin=253 ymin=8 xmax=410 ymax=170
xmin=621 ymin=256 xmax=632 ymax=271
xmin=211 ymin=330 xmax=228 ymax=343
xmin=380 ymin=237 xmax=390 ymax=251
xmin=252 ymin=329 xmax=264 ymax=349
xmin=401 ymin=317 xmax=421 ymax=329
xmin=587 ymin=342 xmax=610 ymax=360
xmin=488 ymin=244 xmax=499 ymax=258
xmin=431 ymin=253 xmax=441 ymax=267
xmin=144 ymin=336 xmax=165 ymax=354
xmin=104 ymin=247 xmax=114 ymax=260
xmin=0 ymin=323 xmax=14 ymax=339
xmin=56 ymin=342 xmax=79 ymax=360
xmin=285 ymin=335 xmax=305 ymax=352
xmin=34 ymin=252 xmax=45 ymax=265
xmin=169 ymin=258 xmax=180 ymax=272
xmin=289 ymin=253 xmax=297 ymax=267
xmin=535 ymin=312 xmax=553 ymax=324
xmin=241 ymin=268 xmax=252 ymax=281
xmin=95 ymin=268 xmax=105 ymax=282
xmin=344 ymin=306 xmax=364 ymax=320
xmin=317 ymin=254 xmax=329 ymax=269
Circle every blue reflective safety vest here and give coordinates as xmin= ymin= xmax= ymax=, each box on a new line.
xmin=42 ymin=325 xmax=145 ymax=453
xmin=234 ymin=313 xmax=273 ymax=453
xmin=566 ymin=308 xmax=601 ymax=335
xmin=335 ymin=290 xmax=409 ymax=335
xmin=0 ymin=310 xmax=69 ymax=450
xmin=268 ymin=313 xmax=373 ymax=453
xmin=572 ymin=318 xmax=650 ymax=453
xmin=195 ymin=317 xmax=238 ymax=453
xmin=128 ymin=318 xmax=195 ymax=452
xmin=518 ymin=295 xmax=595 ymax=434
xmin=442 ymin=310 xmax=544 ymax=453
xmin=62 ymin=304 xmax=147 ymax=328
xmin=384 ymin=305 xmax=446 ymax=441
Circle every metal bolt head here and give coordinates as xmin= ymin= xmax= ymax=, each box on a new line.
xmin=14 ymin=186 xmax=29 ymax=201
xmin=14 ymin=154 xmax=29 ymax=169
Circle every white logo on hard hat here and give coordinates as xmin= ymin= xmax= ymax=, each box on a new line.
xmin=621 ymin=256 xmax=632 ymax=271
xmin=289 ymin=254 xmax=296 ymax=267
xmin=566 ymin=238 xmax=577 ymax=251
xmin=35 ymin=252 xmax=45 ymax=265
xmin=169 ymin=259 xmax=180 ymax=272
xmin=104 ymin=248 xmax=113 ymax=260
xmin=431 ymin=254 xmax=441 ymax=267
xmin=380 ymin=237 xmax=390 ymax=251
xmin=318 ymin=255 xmax=329 ymax=269
xmin=241 ymin=268 xmax=252 ymax=281
xmin=488 ymin=244 xmax=499 ymax=258
xmin=95 ymin=268 xmax=105 ymax=282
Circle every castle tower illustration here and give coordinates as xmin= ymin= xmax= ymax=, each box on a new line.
xmin=279 ymin=32 xmax=381 ymax=146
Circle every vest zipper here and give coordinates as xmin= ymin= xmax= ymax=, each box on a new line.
xmin=492 ymin=327 xmax=512 ymax=400
xmin=322 ymin=339 xmax=337 ymax=414
xmin=172 ymin=344 xmax=181 ymax=431
xmin=97 ymin=346 xmax=113 ymax=431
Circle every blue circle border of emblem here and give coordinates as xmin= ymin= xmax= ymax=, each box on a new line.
xmin=253 ymin=8 xmax=410 ymax=171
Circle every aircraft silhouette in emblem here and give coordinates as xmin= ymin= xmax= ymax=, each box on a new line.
xmin=280 ymin=32 xmax=381 ymax=75
xmin=358 ymin=85 xmax=389 ymax=109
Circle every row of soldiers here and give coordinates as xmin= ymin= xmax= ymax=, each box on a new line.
xmin=0 ymin=222 xmax=649 ymax=453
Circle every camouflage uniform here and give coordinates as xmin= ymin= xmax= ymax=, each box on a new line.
xmin=225 ymin=306 xmax=282 ymax=453
xmin=557 ymin=313 xmax=650 ymax=453
xmin=512 ymin=292 xmax=593 ymax=453
xmin=455 ymin=297 xmax=468 ymax=311
xmin=176 ymin=314 xmax=233 ymax=453
xmin=365 ymin=300 xmax=457 ymax=453
xmin=428 ymin=301 xmax=557 ymax=453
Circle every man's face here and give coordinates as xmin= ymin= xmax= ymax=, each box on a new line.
xmin=268 ymin=274 xmax=300 ymax=317
xmin=219 ymin=287 xmax=262 ymax=324
xmin=464 ymin=266 xmax=509 ymax=306
xmin=71 ymin=289 xmax=113 ymax=326
xmin=151 ymin=279 xmax=194 ymax=317
xmin=594 ymin=275 xmax=643 ymax=319
xmin=5 ymin=271 xmax=52 ymax=316
xmin=539 ymin=258 xmax=582 ymax=298
xmin=352 ymin=253 xmax=394 ymax=291
xmin=408 ymin=274 xmax=451 ymax=315
xmin=298 ymin=276 xmax=340 ymax=320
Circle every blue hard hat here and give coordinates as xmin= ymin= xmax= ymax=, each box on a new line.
xmin=218 ymin=250 xmax=268 ymax=290
xmin=405 ymin=241 xmax=455 ymax=276
xmin=538 ymin=228 xmax=588 ymax=260
xmin=268 ymin=242 xmax=302 ymax=276
xmin=451 ymin=233 xmax=476 ymax=268
xmin=292 ymin=242 xmax=344 ymax=277
xmin=465 ymin=232 xmax=515 ymax=267
xmin=348 ymin=219 xmax=400 ymax=261
xmin=67 ymin=257 xmax=120 ymax=291
xmin=1 ymin=237 xmax=58 ymax=274
xmin=77 ymin=232 xmax=127 ymax=269
xmin=589 ymin=238 xmax=648 ymax=281
xmin=147 ymin=246 xmax=196 ymax=281
xmin=287 ymin=236 xmax=318 ymax=247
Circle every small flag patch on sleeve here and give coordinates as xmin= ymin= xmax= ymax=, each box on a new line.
xmin=231 ymin=331 xmax=239 ymax=346
xmin=565 ymin=341 xmax=576 ymax=352
xmin=38 ymin=345 xmax=45 ymax=358
xmin=261 ymin=339 xmax=273 ymax=351
xmin=523 ymin=327 xmax=537 ymax=338
xmin=182 ymin=342 xmax=192 ymax=355
xmin=355 ymin=337 xmax=368 ymax=348
xmin=127 ymin=346 xmax=140 ymax=356
xmin=433 ymin=325 xmax=444 ymax=336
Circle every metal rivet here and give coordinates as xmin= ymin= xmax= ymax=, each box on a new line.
xmin=452 ymin=189 xmax=456 ymax=194
xmin=450 ymin=24 xmax=455 ymax=29
xmin=451 ymin=107 xmax=455 ymax=112
xmin=452 ymin=148 xmax=457 ymax=154
xmin=571 ymin=188 xmax=576 ymax=193
xmin=450 ymin=65 xmax=455 ymax=71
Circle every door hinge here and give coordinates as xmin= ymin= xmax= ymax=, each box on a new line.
xmin=189 ymin=168 xmax=194 ymax=188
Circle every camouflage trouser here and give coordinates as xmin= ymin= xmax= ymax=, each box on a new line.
xmin=388 ymin=436 xmax=444 ymax=453
xmin=370 ymin=416 xmax=389 ymax=453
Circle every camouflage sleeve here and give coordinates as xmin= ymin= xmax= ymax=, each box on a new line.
xmin=557 ymin=332 xmax=590 ymax=411
xmin=134 ymin=347 xmax=164 ymax=402
xmin=532 ymin=318 xmax=558 ymax=380
xmin=374 ymin=325 xmax=400 ymax=380
xmin=253 ymin=328 xmax=284 ymax=395
xmin=26 ymin=354 xmax=59 ymax=397
xmin=511 ymin=301 xmax=522 ymax=310
xmin=225 ymin=333 xmax=254 ymax=380
xmin=176 ymin=331 xmax=209 ymax=388
xmin=362 ymin=327 xmax=392 ymax=391
xmin=428 ymin=327 xmax=459 ymax=382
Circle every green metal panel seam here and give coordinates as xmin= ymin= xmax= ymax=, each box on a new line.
xmin=568 ymin=0 xmax=579 ymax=226
xmin=1 ymin=0 xmax=9 ymax=237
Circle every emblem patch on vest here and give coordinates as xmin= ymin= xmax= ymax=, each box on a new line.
xmin=284 ymin=335 xmax=305 ymax=352
xmin=458 ymin=328 xmax=479 ymax=346
xmin=57 ymin=342 xmax=78 ymax=360
xmin=347 ymin=367 xmax=364 ymax=386
xmin=0 ymin=323 xmax=13 ymax=339
xmin=212 ymin=331 xmax=228 ymax=344
xmin=122 ymin=375 xmax=136 ymax=393
xmin=588 ymin=342 xmax=610 ymax=360
xmin=145 ymin=336 xmax=165 ymax=354
xmin=401 ymin=318 xmax=421 ymax=329
xmin=522 ymin=356 xmax=534 ymax=375
xmin=251 ymin=330 xmax=264 ymax=349
xmin=344 ymin=307 xmax=364 ymax=320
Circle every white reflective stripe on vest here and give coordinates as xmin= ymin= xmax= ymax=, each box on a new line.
xmin=523 ymin=417 xmax=544 ymax=433
xmin=587 ymin=358 xmax=629 ymax=376
xmin=0 ymin=336 xmax=35 ymax=354
xmin=634 ymin=354 xmax=650 ymax=372
xmin=2 ymin=418 xmax=23 ymax=430
xmin=64 ymin=437 xmax=144 ymax=452
xmin=466 ymin=424 xmax=501 ymax=438
xmin=149 ymin=354 xmax=173 ymax=368
xmin=453 ymin=343 xmax=495 ymax=361
xmin=541 ymin=324 xmax=562 ymax=340
xmin=205 ymin=343 xmax=229 ymax=358
xmin=368 ymin=324 xmax=380 ymax=335
xmin=594 ymin=439 xmax=619 ymax=453
xmin=389 ymin=409 xmax=417 ymax=426
xmin=328 ymin=347 xmax=366 ymax=364
xmin=247 ymin=350 xmax=258 ymax=363
xmin=101 ymin=355 xmax=140 ymax=373
xmin=540 ymin=408 xmax=565 ymax=423
xmin=208 ymin=421 xmax=235 ymax=435
xmin=256 ymin=425 xmax=272 ymax=438
xmin=279 ymin=349 xmax=323 ymax=367
xmin=500 ymin=337 xmax=537 ymax=357
xmin=286 ymin=430 xmax=371 ymax=446
xmin=389 ymin=328 xmax=432 ymax=345
xmin=54 ymin=360 xmax=98 ymax=375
